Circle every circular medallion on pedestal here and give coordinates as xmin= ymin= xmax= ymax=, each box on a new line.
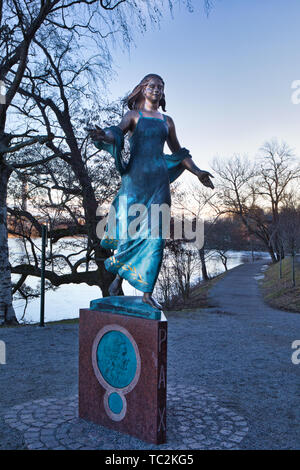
xmin=92 ymin=324 xmax=141 ymax=421
xmin=96 ymin=330 xmax=137 ymax=388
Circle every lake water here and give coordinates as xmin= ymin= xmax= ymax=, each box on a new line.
xmin=8 ymin=238 xmax=270 ymax=324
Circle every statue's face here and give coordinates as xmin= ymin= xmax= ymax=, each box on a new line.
xmin=143 ymin=77 xmax=164 ymax=103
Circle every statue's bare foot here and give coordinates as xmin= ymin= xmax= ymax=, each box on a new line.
xmin=108 ymin=275 xmax=123 ymax=296
xmin=142 ymin=293 xmax=162 ymax=310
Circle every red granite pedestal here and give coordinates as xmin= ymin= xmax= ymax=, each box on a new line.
xmin=78 ymin=308 xmax=168 ymax=444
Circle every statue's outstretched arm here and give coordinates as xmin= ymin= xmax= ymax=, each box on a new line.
xmin=88 ymin=111 xmax=139 ymax=175
xmin=87 ymin=110 xmax=136 ymax=144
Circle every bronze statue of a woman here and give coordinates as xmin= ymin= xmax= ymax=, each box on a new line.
xmin=89 ymin=74 xmax=214 ymax=310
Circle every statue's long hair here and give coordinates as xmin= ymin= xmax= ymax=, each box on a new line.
xmin=126 ymin=74 xmax=166 ymax=112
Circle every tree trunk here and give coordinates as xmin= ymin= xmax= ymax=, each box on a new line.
xmin=292 ymin=252 xmax=296 ymax=288
xmin=267 ymin=246 xmax=277 ymax=263
xmin=95 ymin=255 xmax=115 ymax=297
xmin=199 ymin=247 xmax=209 ymax=281
xmin=220 ymin=253 xmax=228 ymax=271
xmin=279 ymin=253 xmax=282 ymax=280
xmin=0 ymin=161 xmax=18 ymax=324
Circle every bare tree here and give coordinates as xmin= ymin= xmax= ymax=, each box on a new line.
xmin=156 ymin=239 xmax=199 ymax=307
xmin=1 ymin=0 xmax=211 ymax=323
xmin=155 ymin=246 xmax=177 ymax=309
xmin=0 ymin=0 xmax=114 ymax=323
xmin=207 ymin=218 xmax=234 ymax=271
xmin=278 ymin=203 xmax=300 ymax=287
xmin=171 ymin=180 xmax=216 ymax=280
xmin=7 ymin=100 xmax=125 ymax=312
xmin=257 ymin=140 xmax=300 ymax=259
xmin=212 ymin=142 xmax=300 ymax=263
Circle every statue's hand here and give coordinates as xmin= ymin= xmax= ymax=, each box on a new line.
xmin=87 ymin=124 xmax=106 ymax=142
xmin=197 ymin=170 xmax=214 ymax=189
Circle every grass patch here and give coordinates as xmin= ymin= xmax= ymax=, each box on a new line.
xmin=44 ymin=318 xmax=79 ymax=326
xmin=0 ymin=322 xmax=25 ymax=329
xmin=260 ymin=257 xmax=300 ymax=313
xmin=166 ymin=271 xmax=226 ymax=314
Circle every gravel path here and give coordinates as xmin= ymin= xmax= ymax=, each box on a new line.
xmin=0 ymin=260 xmax=299 ymax=449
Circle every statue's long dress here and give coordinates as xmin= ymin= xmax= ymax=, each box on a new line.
xmin=94 ymin=111 xmax=192 ymax=292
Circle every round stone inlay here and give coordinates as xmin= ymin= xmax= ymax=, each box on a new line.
xmin=108 ymin=392 xmax=123 ymax=414
xmin=4 ymin=386 xmax=249 ymax=450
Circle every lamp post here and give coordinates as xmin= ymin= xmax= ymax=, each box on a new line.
xmin=39 ymin=224 xmax=47 ymax=327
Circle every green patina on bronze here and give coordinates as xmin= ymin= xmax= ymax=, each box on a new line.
xmin=90 ymin=296 xmax=161 ymax=320
xmin=108 ymin=392 xmax=123 ymax=414
xmin=97 ymin=330 xmax=137 ymax=389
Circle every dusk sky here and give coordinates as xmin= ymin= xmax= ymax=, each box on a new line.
xmin=106 ymin=0 xmax=300 ymax=175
